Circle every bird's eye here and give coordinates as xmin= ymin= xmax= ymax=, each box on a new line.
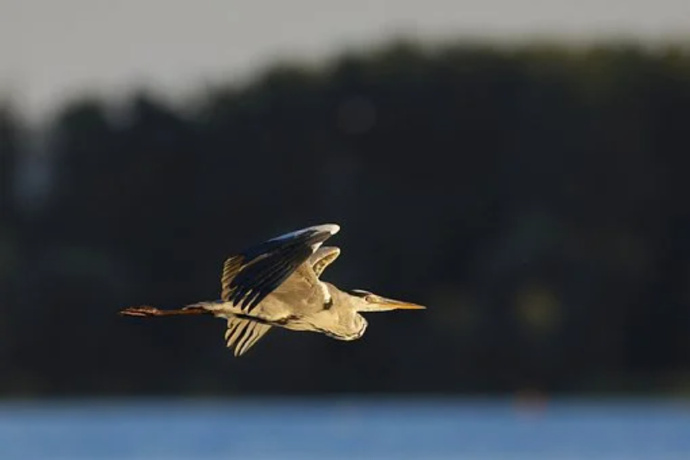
xmin=364 ymin=293 xmax=380 ymax=302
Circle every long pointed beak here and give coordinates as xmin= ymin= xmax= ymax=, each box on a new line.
xmin=377 ymin=297 xmax=426 ymax=310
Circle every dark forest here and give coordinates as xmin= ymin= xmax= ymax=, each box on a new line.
xmin=1 ymin=43 xmax=689 ymax=397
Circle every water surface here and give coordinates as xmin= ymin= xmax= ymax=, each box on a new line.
xmin=1 ymin=398 xmax=689 ymax=459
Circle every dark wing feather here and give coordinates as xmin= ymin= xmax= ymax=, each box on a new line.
xmin=220 ymin=224 xmax=339 ymax=312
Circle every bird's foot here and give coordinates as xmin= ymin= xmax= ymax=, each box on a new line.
xmin=119 ymin=305 xmax=160 ymax=317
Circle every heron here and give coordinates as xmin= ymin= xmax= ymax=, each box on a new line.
xmin=119 ymin=224 xmax=425 ymax=356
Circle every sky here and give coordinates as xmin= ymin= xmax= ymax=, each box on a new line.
xmin=2 ymin=0 xmax=689 ymax=121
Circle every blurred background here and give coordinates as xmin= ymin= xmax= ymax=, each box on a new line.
xmin=2 ymin=1 xmax=690 ymax=458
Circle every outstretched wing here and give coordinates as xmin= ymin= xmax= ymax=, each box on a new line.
xmin=224 ymin=316 xmax=271 ymax=357
xmin=309 ymin=246 xmax=341 ymax=279
xmin=220 ymin=224 xmax=340 ymax=312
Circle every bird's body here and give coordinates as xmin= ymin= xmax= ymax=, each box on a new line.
xmin=120 ymin=224 xmax=425 ymax=356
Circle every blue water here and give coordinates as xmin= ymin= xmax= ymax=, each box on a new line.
xmin=1 ymin=398 xmax=689 ymax=459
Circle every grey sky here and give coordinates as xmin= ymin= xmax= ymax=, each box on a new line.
xmin=2 ymin=0 xmax=689 ymax=120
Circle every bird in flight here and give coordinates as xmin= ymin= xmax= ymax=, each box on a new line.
xmin=120 ymin=224 xmax=425 ymax=357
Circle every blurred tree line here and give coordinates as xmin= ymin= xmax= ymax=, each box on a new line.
xmin=1 ymin=42 xmax=690 ymax=397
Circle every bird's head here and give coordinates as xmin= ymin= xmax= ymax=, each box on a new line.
xmin=347 ymin=289 xmax=426 ymax=313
